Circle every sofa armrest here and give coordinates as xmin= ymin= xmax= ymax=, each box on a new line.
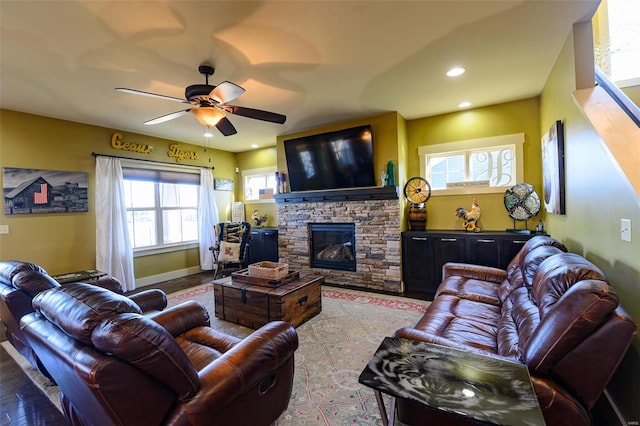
xmin=149 ymin=301 xmax=210 ymax=336
xmin=128 ymin=289 xmax=168 ymax=312
xmin=177 ymin=321 xmax=298 ymax=421
xmin=442 ymin=262 xmax=507 ymax=283
xmin=392 ymin=327 xmax=516 ymax=362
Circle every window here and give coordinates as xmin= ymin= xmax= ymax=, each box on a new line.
xmin=243 ymin=167 xmax=277 ymax=202
xmin=593 ymin=0 xmax=640 ymax=87
xmin=122 ymin=165 xmax=200 ymax=251
xmin=419 ymin=133 xmax=524 ymax=196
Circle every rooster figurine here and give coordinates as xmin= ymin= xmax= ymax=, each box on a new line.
xmin=252 ymin=209 xmax=268 ymax=227
xmin=455 ymin=198 xmax=482 ymax=232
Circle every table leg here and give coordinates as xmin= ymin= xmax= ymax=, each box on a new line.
xmin=374 ymin=390 xmax=395 ymax=426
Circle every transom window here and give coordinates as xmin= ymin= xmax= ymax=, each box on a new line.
xmin=122 ymin=166 xmax=199 ymax=250
xmin=419 ymin=133 xmax=524 ymax=196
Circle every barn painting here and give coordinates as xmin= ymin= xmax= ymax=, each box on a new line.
xmin=3 ymin=167 xmax=88 ymax=215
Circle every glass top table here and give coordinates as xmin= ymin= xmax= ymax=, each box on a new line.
xmin=51 ymin=269 xmax=107 ymax=284
xmin=358 ymin=337 xmax=545 ymax=426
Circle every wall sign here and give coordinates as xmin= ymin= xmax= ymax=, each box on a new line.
xmin=111 ymin=133 xmax=153 ymax=154
xmin=168 ymin=144 xmax=199 ymax=163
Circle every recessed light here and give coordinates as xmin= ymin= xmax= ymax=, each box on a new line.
xmin=251 ymin=144 xmax=259 ymax=149
xmin=446 ymin=67 xmax=466 ymax=77
xmin=458 ymin=101 xmax=472 ymax=108
xmin=203 ymin=130 xmax=213 ymax=138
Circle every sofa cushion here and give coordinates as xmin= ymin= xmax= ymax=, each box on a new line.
xmin=414 ymin=294 xmax=502 ymax=353
xmin=500 ymin=235 xmax=567 ymax=302
xmin=12 ymin=270 xmax=60 ymax=297
xmin=501 ymin=236 xmax=567 ymax=303
xmin=0 ymin=260 xmax=47 ymax=286
xmin=32 ymin=282 xmax=142 ymax=345
xmin=524 ymin=253 xmax=618 ymax=373
xmin=531 ymin=253 xmax=607 ymax=315
xmin=497 ymin=287 xmax=540 ymax=359
xmin=520 ymin=245 xmax=566 ymax=290
xmin=92 ymin=312 xmax=200 ymax=401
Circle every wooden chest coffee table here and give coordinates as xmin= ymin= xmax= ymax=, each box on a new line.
xmin=213 ymin=274 xmax=323 ymax=329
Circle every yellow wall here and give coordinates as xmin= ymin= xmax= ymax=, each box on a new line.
xmin=0 ymin=110 xmax=236 ymax=278
xmin=276 ymin=112 xmax=402 ymax=188
xmin=406 ymin=98 xmax=543 ymax=232
xmin=541 ymin=28 xmax=640 ymax=421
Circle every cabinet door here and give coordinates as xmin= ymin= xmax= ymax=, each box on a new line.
xmin=467 ymin=237 xmax=501 ymax=268
xmin=433 ymin=236 xmax=465 ymax=285
xmin=502 ymin=238 xmax=529 ymax=269
xmin=249 ymin=231 xmax=265 ymax=264
xmin=262 ymin=230 xmax=279 ymax=262
xmin=402 ymin=233 xmax=435 ymax=298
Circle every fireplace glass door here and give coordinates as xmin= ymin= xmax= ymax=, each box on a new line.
xmin=308 ymin=223 xmax=356 ymax=271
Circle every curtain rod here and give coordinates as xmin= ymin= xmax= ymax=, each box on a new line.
xmin=91 ymin=152 xmax=214 ymax=170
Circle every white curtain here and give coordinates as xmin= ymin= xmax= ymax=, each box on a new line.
xmin=95 ymin=157 xmax=136 ymax=290
xmin=198 ymin=169 xmax=219 ymax=270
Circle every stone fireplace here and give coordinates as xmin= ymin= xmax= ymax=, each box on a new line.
xmin=275 ymin=187 xmax=402 ymax=293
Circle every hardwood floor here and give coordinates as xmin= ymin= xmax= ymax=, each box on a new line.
xmin=0 ymin=272 xmax=212 ymax=426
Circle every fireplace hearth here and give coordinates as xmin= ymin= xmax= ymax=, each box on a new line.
xmin=309 ymin=223 xmax=356 ymax=271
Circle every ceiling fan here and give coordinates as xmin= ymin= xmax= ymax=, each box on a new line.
xmin=115 ymin=65 xmax=286 ymax=136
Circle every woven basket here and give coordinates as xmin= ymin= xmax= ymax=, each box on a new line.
xmin=248 ymin=261 xmax=289 ymax=279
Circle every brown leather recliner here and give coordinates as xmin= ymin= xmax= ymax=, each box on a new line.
xmin=0 ymin=260 xmax=167 ymax=376
xmin=21 ymin=282 xmax=299 ymax=426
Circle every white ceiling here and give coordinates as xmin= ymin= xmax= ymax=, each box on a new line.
xmin=0 ymin=0 xmax=599 ymax=153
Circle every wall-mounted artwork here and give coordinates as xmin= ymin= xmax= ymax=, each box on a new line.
xmin=214 ymin=178 xmax=234 ymax=191
xmin=541 ymin=120 xmax=565 ymax=214
xmin=3 ymin=167 xmax=88 ymax=215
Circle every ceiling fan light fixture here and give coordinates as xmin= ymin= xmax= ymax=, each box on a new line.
xmin=191 ymin=107 xmax=225 ymax=127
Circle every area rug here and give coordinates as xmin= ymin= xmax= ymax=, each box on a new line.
xmin=6 ymin=284 xmax=430 ymax=425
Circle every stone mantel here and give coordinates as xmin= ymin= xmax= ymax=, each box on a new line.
xmin=273 ymin=186 xmax=398 ymax=204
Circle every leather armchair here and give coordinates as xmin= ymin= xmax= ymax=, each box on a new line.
xmin=0 ymin=260 xmax=167 ymax=376
xmin=21 ymin=282 xmax=298 ymax=426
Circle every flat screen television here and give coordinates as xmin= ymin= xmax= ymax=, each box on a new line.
xmin=284 ymin=125 xmax=376 ymax=192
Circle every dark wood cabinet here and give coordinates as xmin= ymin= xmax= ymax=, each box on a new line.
xmin=249 ymin=228 xmax=279 ymax=263
xmin=402 ymin=231 xmax=540 ymax=300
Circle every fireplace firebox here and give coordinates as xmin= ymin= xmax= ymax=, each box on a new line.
xmin=308 ymin=223 xmax=356 ymax=271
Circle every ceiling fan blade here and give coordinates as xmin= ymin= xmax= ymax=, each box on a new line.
xmin=209 ymin=81 xmax=245 ymax=104
xmin=144 ymin=109 xmax=192 ymax=125
xmin=116 ymin=88 xmax=188 ymax=104
xmin=225 ymin=105 xmax=287 ymax=124
xmin=215 ymin=117 xmax=238 ymax=136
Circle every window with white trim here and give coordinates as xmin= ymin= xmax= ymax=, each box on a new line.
xmin=243 ymin=167 xmax=277 ymax=202
xmin=419 ymin=133 xmax=524 ymax=196
xmin=122 ymin=165 xmax=200 ymax=250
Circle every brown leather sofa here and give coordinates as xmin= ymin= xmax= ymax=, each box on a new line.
xmin=394 ymin=236 xmax=637 ymax=426
xmin=0 ymin=260 xmax=167 ymax=376
xmin=21 ymin=282 xmax=299 ymax=425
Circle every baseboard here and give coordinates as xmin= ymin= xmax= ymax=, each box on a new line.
xmin=134 ymin=266 xmax=204 ymax=288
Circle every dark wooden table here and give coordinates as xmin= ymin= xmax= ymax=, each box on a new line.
xmin=213 ymin=273 xmax=323 ymax=329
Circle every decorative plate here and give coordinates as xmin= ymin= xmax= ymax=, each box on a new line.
xmin=504 ymin=183 xmax=540 ymax=221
